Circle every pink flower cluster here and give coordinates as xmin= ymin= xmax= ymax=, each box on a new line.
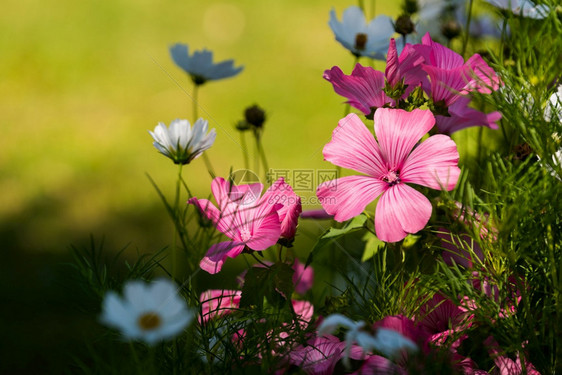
xmin=324 ymin=33 xmax=502 ymax=134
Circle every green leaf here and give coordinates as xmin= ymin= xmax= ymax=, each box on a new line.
xmin=305 ymin=214 xmax=368 ymax=267
xmin=240 ymin=266 xmax=270 ymax=310
xmin=239 ymin=262 xmax=294 ymax=310
xmin=361 ymin=231 xmax=385 ymax=262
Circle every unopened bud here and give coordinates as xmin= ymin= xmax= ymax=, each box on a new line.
xmin=244 ymin=104 xmax=266 ymax=128
xmin=394 ymin=14 xmax=415 ymax=36
xmin=441 ymin=19 xmax=462 ymax=40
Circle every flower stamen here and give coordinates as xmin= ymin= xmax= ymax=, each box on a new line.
xmin=138 ymin=312 xmax=162 ymax=331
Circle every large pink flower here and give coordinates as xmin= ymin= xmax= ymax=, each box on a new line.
xmin=189 ymin=177 xmax=283 ymax=274
xmin=317 ymin=109 xmax=460 ymax=242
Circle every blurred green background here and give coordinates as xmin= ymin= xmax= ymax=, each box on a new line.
xmin=1 ymin=0 xmax=403 ymax=372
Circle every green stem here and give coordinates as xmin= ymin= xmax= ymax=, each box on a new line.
xmin=172 ymin=163 xmax=183 ymax=280
xmin=192 ymin=84 xmax=215 ymax=178
xmin=357 ymin=0 xmax=364 ymax=12
xmin=240 ymin=131 xmax=249 ymax=170
xmin=254 ymin=129 xmax=270 ymax=183
xmin=461 ymin=0 xmax=474 ymax=58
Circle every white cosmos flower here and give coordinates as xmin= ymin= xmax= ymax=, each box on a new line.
xmin=100 ymin=279 xmax=195 ymax=345
xmin=484 ymin=0 xmax=550 ymax=19
xmin=317 ymin=314 xmax=418 ymax=366
xmin=170 ymin=43 xmax=243 ymax=85
xmin=328 ymin=6 xmax=395 ymax=60
xmin=149 ymin=118 xmax=216 ymax=165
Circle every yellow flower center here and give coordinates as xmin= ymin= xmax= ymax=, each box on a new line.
xmin=138 ymin=312 xmax=162 ymax=331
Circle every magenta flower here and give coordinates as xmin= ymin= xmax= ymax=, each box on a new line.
xmin=317 ymin=109 xmax=460 ymax=242
xmin=199 ymin=289 xmax=242 ymax=323
xmin=293 ymin=259 xmax=314 ymax=294
xmin=323 ymin=64 xmax=391 ymax=116
xmin=189 ymin=177 xmax=283 ymax=274
xmin=413 ymin=33 xmax=500 ymax=106
xmin=288 ymin=335 xmax=346 ymax=375
xmin=323 ymin=39 xmax=426 ymax=116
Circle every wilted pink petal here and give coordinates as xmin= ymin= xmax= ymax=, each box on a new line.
xmin=374 ymin=184 xmax=432 ymax=242
xmin=199 ymin=289 xmax=242 ymax=323
xmin=293 ymin=259 xmax=314 ymax=294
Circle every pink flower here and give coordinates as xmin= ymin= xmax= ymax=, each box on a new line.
xmin=190 ymin=177 xmax=302 ymax=273
xmin=262 ymin=177 xmax=302 ymax=244
xmin=189 ymin=177 xmax=283 ymax=274
xmin=199 ymin=289 xmax=242 ymax=323
xmin=288 ymin=335 xmax=346 ymax=375
xmin=413 ymin=33 xmax=500 ymax=107
xmin=438 ymin=229 xmax=484 ymax=269
xmin=317 ymin=109 xmax=460 ymax=242
xmin=293 ymin=259 xmax=314 ymax=294
xmin=323 ymin=64 xmax=391 ymax=116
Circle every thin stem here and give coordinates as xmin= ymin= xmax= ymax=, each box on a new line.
xmin=357 ymin=0 xmax=364 ymax=12
xmin=250 ymin=252 xmax=271 ymax=268
xmin=370 ymin=0 xmax=376 ymax=19
xmin=172 ymin=163 xmax=183 ymax=280
xmin=461 ymin=0 xmax=474 ymax=58
xmin=192 ymin=84 xmax=216 ymax=178
xmin=254 ymin=129 xmax=270 ymax=183
xmin=240 ymin=131 xmax=249 ymax=170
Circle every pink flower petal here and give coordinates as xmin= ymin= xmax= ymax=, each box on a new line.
xmin=324 ymin=64 xmax=389 ymax=115
xmin=244 ymin=203 xmax=282 ymax=250
xmin=423 ymin=65 xmax=471 ymax=105
xmin=374 ymin=108 xmax=436 ymax=171
xmin=200 ymin=241 xmax=246 ymax=274
xmin=323 ymin=113 xmax=387 ymax=177
xmin=420 ymin=33 xmax=464 ymax=69
xmin=317 ymin=175 xmax=387 ymax=222
xmin=262 ymin=177 xmax=302 ymax=240
xmin=375 ymin=184 xmax=432 ymax=242
xmin=435 ymin=96 xmax=501 ymax=134
xmin=401 ymin=134 xmax=460 ymax=190
xmin=188 ymin=197 xmax=220 ymax=226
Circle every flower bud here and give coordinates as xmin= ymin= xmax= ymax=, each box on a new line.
xmin=244 ymin=104 xmax=266 ymax=128
xmin=441 ymin=19 xmax=462 ymax=41
xmin=394 ymin=14 xmax=415 ymax=36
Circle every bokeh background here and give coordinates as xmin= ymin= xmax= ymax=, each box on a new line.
xmin=0 ymin=0 xmax=404 ymax=372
